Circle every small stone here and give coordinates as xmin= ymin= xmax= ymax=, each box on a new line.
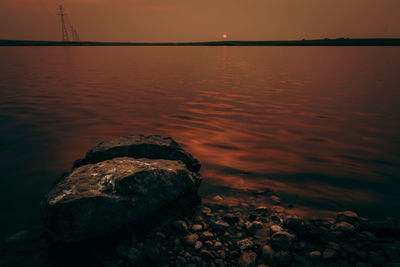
xmin=270 ymin=195 xmax=281 ymax=204
xmin=271 ymin=231 xmax=294 ymax=249
xmin=173 ymin=220 xmax=189 ymax=233
xmin=194 ymin=216 xmax=204 ymax=222
xmin=270 ymin=215 xmax=283 ymax=225
xmin=224 ymin=213 xmax=239 ymax=223
xmin=309 ymin=251 xmax=321 ymax=260
xmin=213 ymin=195 xmax=224 ymax=201
xmin=249 ymin=221 xmax=263 ymax=231
xmin=284 ymin=216 xmax=305 ymax=233
xmin=154 ymin=231 xmax=166 ymax=244
xmin=362 ymin=231 xmax=377 ymax=241
xmin=331 ymin=221 xmax=355 ymax=232
xmin=143 ymin=239 xmax=160 ymax=263
xmin=194 ymin=241 xmax=203 ymax=250
xmin=237 ymin=251 xmax=257 ymax=267
xmin=176 ymin=256 xmax=187 ymax=265
xmin=237 ymin=238 xmax=255 ymax=250
xmin=337 ymin=211 xmax=360 ymax=224
xmin=270 ymin=225 xmax=283 ymax=234
xmin=200 ymin=249 xmax=214 ymax=260
xmin=192 ymin=224 xmax=203 ymax=232
xmin=184 ymin=233 xmax=199 ymax=246
xmin=255 ymin=206 xmax=268 ymax=212
xmin=327 ymin=241 xmax=340 ymax=250
xmin=202 ymin=207 xmax=212 ymax=214
xmin=6 ymin=231 xmax=27 ymax=243
xmin=205 ymin=241 xmax=213 ymax=247
xmin=127 ymin=247 xmax=141 ymax=264
xmin=271 ymin=206 xmax=285 ymax=213
xmin=214 ymin=241 xmax=223 ymax=249
xmin=202 ymin=231 xmax=214 ymax=240
xmin=211 ymin=221 xmax=230 ymax=231
xmin=323 ymin=248 xmax=336 ymax=260
xmin=274 ymin=251 xmax=292 ymax=266
xmin=262 ymin=245 xmax=275 ymax=263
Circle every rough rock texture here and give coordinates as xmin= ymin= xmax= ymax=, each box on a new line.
xmin=41 ymin=135 xmax=202 ymax=242
xmin=73 ymin=135 xmax=201 ymax=173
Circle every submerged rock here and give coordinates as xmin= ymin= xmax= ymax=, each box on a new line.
xmin=41 ymin=135 xmax=202 ymax=242
xmin=73 ymin=135 xmax=201 ymax=173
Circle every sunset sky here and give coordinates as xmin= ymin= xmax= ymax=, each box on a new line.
xmin=1 ymin=0 xmax=399 ymax=42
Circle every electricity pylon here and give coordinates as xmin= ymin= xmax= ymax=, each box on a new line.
xmin=57 ymin=5 xmax=69 ymax=41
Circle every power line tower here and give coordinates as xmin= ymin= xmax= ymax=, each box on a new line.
xmin=70 ymin=25 xmax=80 ymax=41
xmin=57 ymin=5 xmax=69 ymax=41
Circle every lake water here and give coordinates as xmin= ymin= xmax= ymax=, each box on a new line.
xmin=0 ymin=46 xmax=399 ymax=239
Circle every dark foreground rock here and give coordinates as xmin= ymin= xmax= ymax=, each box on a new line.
xmin=41 ymin=135 xmax=202 ymax=242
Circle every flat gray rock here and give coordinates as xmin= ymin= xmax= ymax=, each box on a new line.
xmin=41 ymin=157 xmax=201 ymax=242
xmin=73 ymin=135 xmax=201 ymax=173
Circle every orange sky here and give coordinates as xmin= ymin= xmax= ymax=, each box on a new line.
xmin=0 ymin=0 xmax=399 ymax=42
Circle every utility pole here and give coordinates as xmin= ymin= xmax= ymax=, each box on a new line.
xmin=57 ymin=5 xmax=69 ymax=41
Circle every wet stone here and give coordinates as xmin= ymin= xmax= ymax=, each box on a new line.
xmin=211 ymin=221 xmax=230 ymax=231
xmin=274 ymin=251 xmax=292 ymax=266
xmin=270 ymin=195 xmax=281 ymax=205
xmin=309 ymin=251 xmax=321 ymax=260
xmin=173 ymin=220 xmax=189 ymax=233
xmin=331 ymin=221 xmax=356 ymax=232
xmin=270 ymin=225 xmax=283 ymax=234
xmin=237 ymin=238 xmax=255 ymax=250
xmin=271 ymin=231 xmax=294 ymax=249
xmin=323 ymin=248 xmax=337 ymax=260
xmin=202 ymin=231 xmax=214 ymax=240
xmin=224 ymin=213 xmax=239 ymax=224
xmin=237 ymin=251 xmax=257 ymax=267
xmin=192 ymin=224 xmax=203 ymax=232
xmin=194 ymin=241 xmax=203 ymax=250
xmin=262 ymin=245 xmax=275 ymax=263
xmin=184 ymin=233 xmax=199 ymax=246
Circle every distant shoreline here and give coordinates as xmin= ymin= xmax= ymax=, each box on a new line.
xmin=1 ymin=38 xmax=400 ymax=46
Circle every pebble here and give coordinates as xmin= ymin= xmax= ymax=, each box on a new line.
xmin=200 ymin=249 xmax=214 ymax=260
xmin=194 ymin=241 xmax=203 ymax=250
xmin=192 ymin=224 xmax=203 ymax=232
xmin=270 ymin=225 xmax=283 ymax=233
xmin=202 ymin=231 xmax=215 ymax=240
xmin=237 ymin=251 xmax=257 ymax=267
xmin=331 ymin=221 xmax=356 ymax=232
xmin=173 ymin=220 xmax=189 ymax=233
xmin=127 ymin=247 xmax=141 ymax=264
xmin=271 ymin=231 xmax=294 ymax=249
xmin=270 ymin=195 xmax=281 ymax=204
xmin=262 ymin=245 xmax=275 ymax=263
xmin=274 ymin=251 xmax=292 ymax=266
xmin=214 ymin=241 xmax=223 ymax=249
xmin=309 ymin=251 xmax=321 ymax=260
xmin=6 ymin=231 xmax=27 ymax=243
xmin=323 ymin=248 xmax=337 ymax=260
xmin=211 ymin=220 xmax=230 ymax=231
xmin=327 ymin=241 xmax=340 ymax=250
xmin=255 ymin=206 xmax=268 ymax=212
xmin=184 ymin=233 xmax=199 ymax=246
xmin=224 ymin=213 xmax=239 ymax=223
xmin=237 ymin=238 xmax=255 ymax=250
xmin=337 ymin=211 xmax=360 ymax=224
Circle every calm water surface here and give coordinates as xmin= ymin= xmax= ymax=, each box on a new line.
xmin=0 ymin=46 xmax=399 ymax=238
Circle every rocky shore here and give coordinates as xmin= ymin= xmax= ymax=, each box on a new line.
xmin=1 ymin=135 xmax=400 ymax=267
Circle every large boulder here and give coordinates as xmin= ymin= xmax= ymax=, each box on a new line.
xmin=73 ymin=135 xmax=201 ymax=173
xmin=41 ymin=135 xmax=202 ymax=242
